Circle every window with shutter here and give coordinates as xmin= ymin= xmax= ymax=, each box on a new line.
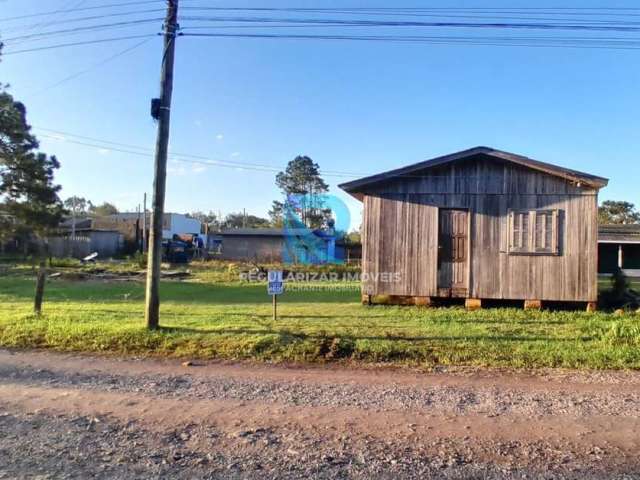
xmin=508 ymin=209 xmax=559 ymax=255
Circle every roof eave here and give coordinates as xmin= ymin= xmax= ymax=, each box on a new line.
xmin=339 ymin=147 xmax=609 ymax=195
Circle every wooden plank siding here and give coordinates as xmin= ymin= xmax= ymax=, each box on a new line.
xmin=359 ymin=156 xmax=599 ymax=302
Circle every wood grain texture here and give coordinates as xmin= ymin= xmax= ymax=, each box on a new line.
xmin=358 ymin=155 xmax=600 ymax=302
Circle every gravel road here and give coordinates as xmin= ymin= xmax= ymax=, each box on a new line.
xmin=0 ymin=349 xmax=639 ymax=479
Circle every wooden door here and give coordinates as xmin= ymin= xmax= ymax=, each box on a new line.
xmin=437 ymin=209 xmax=469 ymax=297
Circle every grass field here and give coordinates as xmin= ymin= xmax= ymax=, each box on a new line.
xmin=0 ymin=259 xmax=639 ymax=369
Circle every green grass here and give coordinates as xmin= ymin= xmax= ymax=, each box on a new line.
xmin=0 ymin=261 xmax=639 ymax=369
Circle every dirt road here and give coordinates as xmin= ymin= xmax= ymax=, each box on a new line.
xmin=0 ymin=349 xmax=639 ymax=479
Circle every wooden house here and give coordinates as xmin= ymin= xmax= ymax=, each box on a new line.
xmin=339 ymin=147 xmax=608 ymax=309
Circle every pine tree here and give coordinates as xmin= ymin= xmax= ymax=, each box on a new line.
xmin=271 ymin=156 xmax=330 ymax=229
xmin=1 ymin=80 xmax=65 ymax=313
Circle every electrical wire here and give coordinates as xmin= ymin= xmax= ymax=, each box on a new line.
xmin=35 ymin=133 xmax=319 ymax=176
xmin=30 ymin=37 xmax=154 ymax=95
xmin=33 ymin=128 xmax=590 ymax=183
xmin=1 ymin=34 xmax=159 ymax=56
xmin=178 ymin=15 xmax=640 ymax=33
xmin=1 ymin=18 xmax=164 ymax=44
xmin=180 ymin=27 xmax=640 ymax=43
xmin=180 ymin=6 xmax=640 ymax=23
xmin=4 ymin=4 xmax=640 ymax=55
xmin=0 ymin=0 xmax=165 ymax=22
xmin=34 ymin=128 xmax=362 ymax=177
xmin=2 ymin=8 xmax=167 ymax=35
xmin=179 ymin=32 xmax=640 ymax=50
xmin=175 ymin=5 xmax=640 ymax=14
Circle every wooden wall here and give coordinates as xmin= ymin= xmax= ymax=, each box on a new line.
xmin=220 ymin=236 xmax=284 ymax=262
xmin=360 ymin=155 xmax=599 ymax=302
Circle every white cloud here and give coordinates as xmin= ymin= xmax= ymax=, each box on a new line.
xmin=231 ymin=152 xmax=240 ymax=158
xmin=192 ymin=165 xmax=206 ymax=173
xmin=97 ymin=148 xmax=110 ymax=156
xmin=115 ymin=192 xmax=139 ymax=201
xmin=194 ymin=120 xmax=202 ymax=127
xmin=216 ymin=134 xmax=224 ymax=141
xmin=167 ymin=166 xmax=186 ymax=176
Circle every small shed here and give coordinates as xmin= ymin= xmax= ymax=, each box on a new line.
xmin=49 ymin=229 xmax=124 ymax=258
xmin=339 ymin=147 xmax=608 ymax=308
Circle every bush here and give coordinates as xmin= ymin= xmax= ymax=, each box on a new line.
xmin=600 ymin=268 xmax=640 ymax=310
xmin=601 ymin=321 xmax=640 ymax=346
xmin=314 ymin=332 xmax=356 ymax=360
xmin=133 ymin=251 xmax=147 ymax=269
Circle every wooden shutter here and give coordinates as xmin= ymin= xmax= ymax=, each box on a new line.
xmin=508 ymin=209 xmax=560 ymax=255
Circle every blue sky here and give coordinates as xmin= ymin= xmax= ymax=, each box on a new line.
xmin=1 ymin=0 xmax=639 ymax=230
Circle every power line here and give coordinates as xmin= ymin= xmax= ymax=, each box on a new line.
xmin=1 ymin=18 xmax=164 ymax=44
xmin=180 ymin=27 xmax=640 ymax=43
xmin=2 ymin=34 xmax=159 ymax=55
xmin=179 ymin=32 xmax=640 ymax=50
xmin=176 ymin=5 xmax=640 ymax=13
xmin=33 ymin=128 xmax=360 ymax=177
xmin=34 ymin=132 xmax=290 ymax=173
xmin=16 ymin=0 xmax=83 ymax=33
xmin=178 ymin=25 xmax=640 ymax=49
xmin=34 ymin=127 xmax=582 ymax=182
xmin=0 ymin=0 xmax=164 ymax=22
xmin=3 ymin=8 xmax=167 ymax=35
xmin=30 ymin=37 xmax=154 ymax=95
xmin=180 ymin=6 xmax=640 ymax=22
xmin=178 ymin=15 xmax=640 ymax=33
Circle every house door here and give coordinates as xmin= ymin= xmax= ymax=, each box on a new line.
xmin=437 ymin=209 xmax=469 ymax=297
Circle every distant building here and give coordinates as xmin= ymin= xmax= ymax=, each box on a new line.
xmin=94 ymin=212 xmax=201 ymax=242
xmin=161 ymin=213 xmax=201 ymax=240
xmin=598 ymin=225 xmax=640 ymax=277
xmin=214 ymin=228 xmax=341 ymax=264
xmin=54 ymin=217 xmax=123 ymax=258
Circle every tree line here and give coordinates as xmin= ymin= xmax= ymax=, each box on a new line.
xmin=63 ymin=196 xmax=119 ymax=218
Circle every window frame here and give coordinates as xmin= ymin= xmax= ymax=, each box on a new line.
xmin=507 ymin=209 xmax=560 ymax=256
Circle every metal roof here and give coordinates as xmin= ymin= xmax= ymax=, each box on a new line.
xmin=339 ymin=146 xmax=609 ymax=194
xmin=598 ymin=224 xmax=640 ymax=243
xmin=220 ymin=228 xmax=313 ymax=237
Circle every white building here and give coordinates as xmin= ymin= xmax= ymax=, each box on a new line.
xmin=107 ymin=212 xmax=201 ymax=240
xmin=162 ymin=213 xmax=201 ymax=240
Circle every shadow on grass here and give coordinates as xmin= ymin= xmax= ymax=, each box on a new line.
xmin=0 ymin=280 xmax=360 ymax=304
xmin=159 ymin=325 xmax=587 ymax=343
xmin=139 ymin=310 xmax=576 ymax=326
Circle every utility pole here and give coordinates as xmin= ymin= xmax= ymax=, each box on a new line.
xmin=142 ymin=192 xmax=147 ymax=253
xmin=145 ymin=0 xmax=179 ymax=330
xmin=137 ymin=204 xmax=141 ymax=252
xmin=70 ymin=196 xmax=76 ymax=257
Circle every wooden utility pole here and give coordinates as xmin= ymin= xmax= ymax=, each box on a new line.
xmin=70 ymin=196 xmax=76 ymax=257
xmin=145 ymin=0 xmax=179 ymax=330
xmin=137 ymin=204 xmax=141 ymax=252
xmin=142 ymin=192 xmax=147 ymax=253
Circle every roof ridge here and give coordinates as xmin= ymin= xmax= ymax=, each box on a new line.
xmin=339 ymin=146 xmax=608 ymax=193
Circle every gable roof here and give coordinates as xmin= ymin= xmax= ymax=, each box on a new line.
xmin=339 ymin=146 xmax=608 ymax=195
